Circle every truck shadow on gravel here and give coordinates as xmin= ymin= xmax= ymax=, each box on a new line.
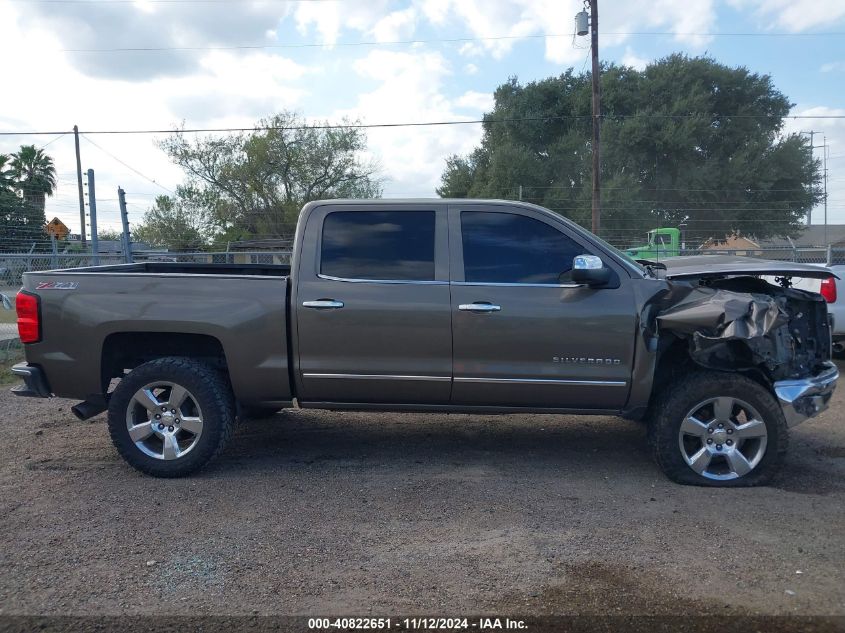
xmin=212 ymin=412 xmax=845 ymax=495
xmin=218 ymin=412 xmax=653 ymax=473
xmin=18 ymin=408 xmax=845 ymax=496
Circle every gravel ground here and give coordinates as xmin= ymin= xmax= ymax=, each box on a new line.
xmin=0 ymin=366 xmax=843 ymax=624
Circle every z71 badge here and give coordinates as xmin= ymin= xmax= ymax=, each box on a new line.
xmin=35 ymin=281 xmax=78 ymax=290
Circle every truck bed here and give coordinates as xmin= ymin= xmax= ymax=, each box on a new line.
xmin=20 ymin=264 xmax=293 ymax=408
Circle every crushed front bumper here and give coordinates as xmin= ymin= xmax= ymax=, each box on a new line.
xmin=773 ymin=361 xmax=838 ymax=427
xmin=10 ymin=362 xmax=51 ymax=398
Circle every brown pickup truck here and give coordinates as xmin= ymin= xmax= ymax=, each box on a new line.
xmin=11 ymin=199 xmax=839 ymax=485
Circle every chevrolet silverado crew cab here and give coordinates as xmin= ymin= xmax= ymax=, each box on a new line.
xmin=11 ymin=199 xmax=839 ymax=486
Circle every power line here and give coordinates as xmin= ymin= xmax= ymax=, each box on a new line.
xmin=21 ymin=31 xmax=845 ymax=53
xmin=10 ymin=0 xmax=335 ymax=3
xmin=80 ymin=134 xmax=176 ymax=194
xmin=4 ymin=112 xmax=845 ymax=137
xmin=39 ymin=133 xmax=67 ymax=149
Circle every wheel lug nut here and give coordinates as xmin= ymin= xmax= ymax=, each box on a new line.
xmin=708 ymin=428 xmax=714 ymax=434
xmin=707 ymin=438 xmax=713 ymax=444
xmin=716 ymin=444 xmax=722 ymax=450
xmin=718 ymin=423 xmax=724 ymax=428
xmin=155 ymin=414 xmax=161 ymax=419
xmin=161 ymin=406 xmax=166 ymax=411
xmin=726 ymin=439 xmax=733 ymax=446
xmin=727 ymin=429 xmax=733 ymax=434
xmin=171 ymin=409 xmax=176 ymax=414
xmin=175 ymin=419 xmax=180 ymax=424
xmin=158 ymin=423 xmax=165 ymax=430
xmin=168 ymin=425 xmax=174 ymax=432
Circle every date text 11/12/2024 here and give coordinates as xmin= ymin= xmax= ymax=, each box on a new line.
xmin=307 ymin=617 xmax=528 ymax=630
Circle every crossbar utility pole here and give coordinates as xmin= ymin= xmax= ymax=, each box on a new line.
xmin=118 ymin=187 xmax=133 ymax=263
xmin=589 ymin=0 xmax=601 ymax=235
xmin=74 ymin=125 xmax=87 ymax=246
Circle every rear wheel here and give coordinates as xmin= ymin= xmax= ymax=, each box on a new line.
xmin=107 ymin=357 xmax=235 ymax=477
xmin=648 ymin=371 xmax=787 ymax=486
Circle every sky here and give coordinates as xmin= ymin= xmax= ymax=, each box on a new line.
xmin=1 ymin=0 xmax=845 ymax=236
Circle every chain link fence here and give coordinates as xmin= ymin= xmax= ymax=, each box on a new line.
xmin=678 ymin=246 xmax=845 ymax=264
xmin=1 ymin=246 xmax=844 ymax=344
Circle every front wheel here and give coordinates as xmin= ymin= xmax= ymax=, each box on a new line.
xmin=648 ymin=371 xmax=788 ymax=487
xmin=107 ymin=357 xmax=236 ymax=477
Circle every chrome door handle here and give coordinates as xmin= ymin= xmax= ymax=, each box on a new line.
xmin=303 ymin=300 xmax=344 ymax=309
xmin=458 ymin=302 xmax=501 ymax=313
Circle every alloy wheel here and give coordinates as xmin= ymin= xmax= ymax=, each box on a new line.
xmin=677 ymin=396 xmax=768 ymax=481
xmin=125 ymin=381 xmax=204 ymax=460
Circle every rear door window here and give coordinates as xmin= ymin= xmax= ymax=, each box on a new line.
xmin=321 ymin=211 xmax=436 ymax=281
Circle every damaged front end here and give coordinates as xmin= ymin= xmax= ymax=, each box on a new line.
xmin=654 ymin=275 xmax=837 ymax=427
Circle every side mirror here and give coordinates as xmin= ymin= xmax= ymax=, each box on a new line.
xmin=570 ymin=254 xmax=611 ymax=287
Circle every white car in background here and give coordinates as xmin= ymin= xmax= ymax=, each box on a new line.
xmin=766 ymin=264 xmax=845 ymax=355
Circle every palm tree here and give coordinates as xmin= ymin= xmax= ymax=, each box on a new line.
xmin=0 ymin=154 xmax=14 ymax=195
xmin=10 ymin=145 xmax=57 ymax=214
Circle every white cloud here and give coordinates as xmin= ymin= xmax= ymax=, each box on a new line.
xmin=622 ymin=47 xmax=649 ymax=71
xmin=821 ymin=61 xmax=845 ymax=73
xmin=455 ymin=91 xmax=494 ymax=112
xmin=371 ymin=7 xmax=418 ymax=42
xmin=415 ymin=0 xmax=716 ymax=65
xmin=294 ymin=0 xmax=396 ymax=46
xmin=339 ymin=50 xmax=485 ymax=196
xmin=731 ymin=0 xmax=845 ymax=31
xmin=464 ymin=63 xmax=479 ymax=75
xmin=417 ymin=0 xmax=451 ymax=25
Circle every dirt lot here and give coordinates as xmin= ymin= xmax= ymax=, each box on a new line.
xmin=0 ymin=364 xmax=843 ymax=625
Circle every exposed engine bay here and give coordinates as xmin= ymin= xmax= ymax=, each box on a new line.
xmin=655 ymin=276 xmax=831 ymax=382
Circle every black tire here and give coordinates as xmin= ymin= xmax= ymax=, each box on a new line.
xmin=107 ymin=357 xmax=236 ymax=477
xmin=238 ymin=406 xmax=282 ymax=421
xmin=648 ymin=371 xmax=788 ymax=487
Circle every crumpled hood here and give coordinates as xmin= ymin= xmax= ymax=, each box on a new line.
xmin=657 ymin=287 xmax=788 ymax=339
xmin=657 ymin=255 xmax=837 ymax=281
xmin=651 ymin=276 xmax=829 ymax=380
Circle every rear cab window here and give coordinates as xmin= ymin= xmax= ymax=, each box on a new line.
xmin=321 ymin=211 xmax=436 ymax=281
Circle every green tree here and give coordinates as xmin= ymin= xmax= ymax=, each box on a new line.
xmin=10 ymin=145 xmax=57 ymax=217
xmin=132 ymin=190 xmax=208 ymax=251
xmin=438 ymin=55 xmax=821 ymax=246
xmin=0 ymin=154 xmax=14 ymax=195
xmin=159 ymin=111 xmax=382 ymax=244
xmin=97 ymin=229 xmax=124 ymax=242
xmin=1 ymin=148 xmax=55 ymax=252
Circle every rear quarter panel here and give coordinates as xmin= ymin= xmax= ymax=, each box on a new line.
xmin=21 ymin=272 xmax=291 ymax=405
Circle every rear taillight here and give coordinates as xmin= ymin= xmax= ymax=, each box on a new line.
xmin=16 ymin=291 xmax=41 ymax=343
xmin=821 ymin=277 xmax=837 ymax=303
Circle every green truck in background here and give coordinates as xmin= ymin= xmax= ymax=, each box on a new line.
xmin=626 ymin=227 xmax=682 ymax=260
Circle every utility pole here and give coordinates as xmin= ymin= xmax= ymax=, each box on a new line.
xmin=823 ymin=135 xmax=829 ymax=246
xmin=589 ymin=0 xmax=601 ymax=235
xmin=73 ymin=125 xmax=87 ymax=246
xmin=118 ymin=187 xmax=133 ymax=263
xmin=576 ymin=0 xmax=602 ymax=235
xmin=86 ymin=169 xmax=99 ymax=265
